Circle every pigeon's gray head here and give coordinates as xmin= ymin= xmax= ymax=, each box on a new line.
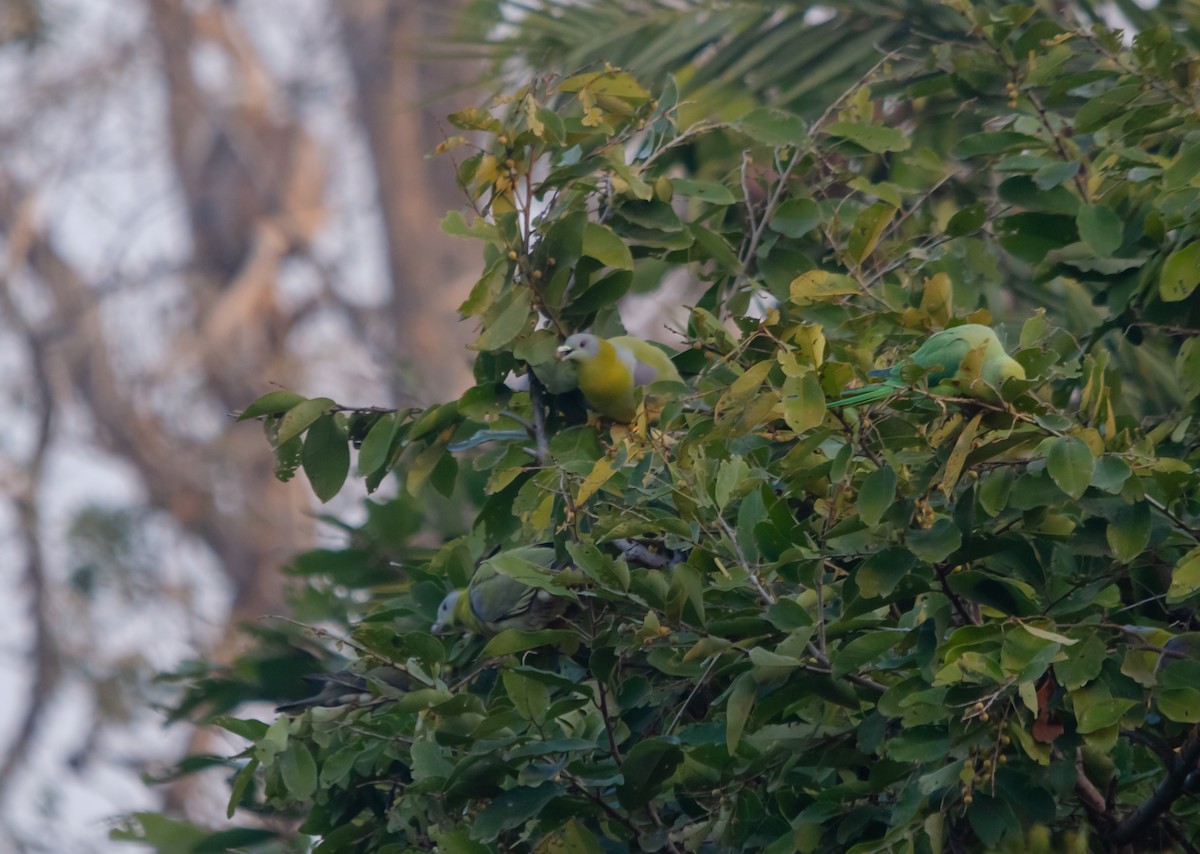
xmin=431 ymin=590 xmax=461 ymax=633
xmin=557 ymin=333 xmax=600 ymax=362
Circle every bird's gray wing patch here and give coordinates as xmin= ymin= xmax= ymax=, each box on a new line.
xmin=631 ymin=357 xmax=659 ymax=387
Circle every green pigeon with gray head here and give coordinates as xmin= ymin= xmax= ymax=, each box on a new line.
xmin=830 ymin=323 xmax=1025 ymax=408
xmin=432 ymin=544 xmax=570 ymax=635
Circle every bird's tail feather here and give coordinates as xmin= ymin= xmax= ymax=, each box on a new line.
xmin=827 ymin=381 xmax=903 ymax=408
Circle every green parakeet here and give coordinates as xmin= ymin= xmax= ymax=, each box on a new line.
xmin=276 ymin=666 xmax=414 ymax=712
xmin=830 ymin=324 xmax=1025 ymax=408
xmin=432 ymin=545 xmax=569 ymax=635
xmin=556 ymin=333 xmax=684 ymax=422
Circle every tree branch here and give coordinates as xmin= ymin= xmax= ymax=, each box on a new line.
xmin=1112 ymin=725 xmax=1200 ymax=846
xmin=0 ymin=199 xmax=61 ymax=798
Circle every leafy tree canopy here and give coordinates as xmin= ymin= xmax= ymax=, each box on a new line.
xmin=122 ymin=3 xmax=1200 ymax=852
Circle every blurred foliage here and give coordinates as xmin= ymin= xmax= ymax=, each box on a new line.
xmin=123 ymin=2 xmax=1200 ymax=852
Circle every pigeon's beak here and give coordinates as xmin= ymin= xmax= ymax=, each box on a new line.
xmin=556 ymin=344 xmax=574 ymax=360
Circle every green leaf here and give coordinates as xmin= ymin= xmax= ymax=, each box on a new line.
xmin=302 ymin=415 xmax=350 ymax=503
xmin=946 ymin=203 xmax=986 ymax=236
xmin=940 ymin=412 xmax=983 ymax=499
xmin=769 ymin=198 xmax=821 ymax=238
xmin=858 ymin=465 xmax=897 ymax=527
xmin=1160 ymin=241 xmax=1200 ymax=302
xmin=856 ymin=547 xmax=916 ymax=599
xmin=1054 ymin=635 xmax=1107 ymax=690
xmin=471 ymin=782 xmax=564 ymax=842
xmin=832 ymin=631 xmax=900 ymax=678
xmin=887 ymin=727 xmax=950 ymax=762
xmin=824 ymin=120 xmax=911 ymax=153
xmin=558 ymin=70 xmax=650 ymax=99
xmin=748 ymin=646 xmax=804 ymax=679
xmin=1157 ymin=687 xmax=1200 ymax=723
xmin=947 ymin=572 xmax=1038 ymax=617
xmin=1168 ymin=547 xmax=1200 ymax=604
xmin=671 ymin=179 xmax=736 ymax=205
xmin=978 ymin=467 xmax=1014 ymax=516
xmin=1177 ymin=337 xmax=1200 ymax=400
xmin=110 ymin=813 xmax=209 ymax=849
xmin=438 ymin=829 xmax=491 ymax=854
xmin=616 ymin=737 xmax=684 ymax=809
xmin=1074 ymin=694 xmax=1137 ymax=734
xmin=320 ymin=743 xmax=364 ymax=789
xmin=736 ymin=107 xmax=806 ymax=146
xmin=358 ymin=413 xmax=399 ymax=475
xmin=441 ymin=210 xmax=500 ymax=240
xmin=953 ymin=131 xmax=1046 ymax=157
xmin=966 ymin=794 xmax=1021 ymax=850
xmin=211 ymin=716 xmax=269 ymax=741
xmin=447 ymin=105 xmax=503 ymax=133
xmin=582 ymin=222 xmax=634 ymax=270
xmin=226 ymin=758 xmax=259 ymax=819
xmin=1076 ymin=204 xmax=1123 ymax=256
xmin=477 ymin=288 xmax=533 ymax=352
xmin=484 ymin=629 xmax=577 ymax=657
xmin=279 ymin=741 xmax=318 ymax=799
xmin=1046 ymin=436 xmax=1094 ymax=500
xmin=790 ymin=270 xmax=859 ymax=305
xmin=725 ymin=671 xmax=756 ymax=755
xmin=535 ymin=819 xmax=606 ymax=854
xmin=781 ymin=371 xmax=825 ymax=433
xmin=276 ymin=397 xmax=335 ymax=445
xmin=1074 ymin=83 xmax=1142 ymax=133
xmin=1163 ymin=141 xmax=1200 ymax=190
xmin=847 ymin=202 xmax=896 ymax=264
xmin=688 ymin=223 xmax=739 ymax=267
xmin=255 ymin=714 xmax=289 ymax=765
xmin=1033 ymin=160 xmax=1080 ymax=190
xmin=906 ymin=519 xmax=962 ymax=563
xmin=1106 ymin=502 xmax=1151 ymax=562
xmin=1091 ymin=455 xmax=1132 ymax=493
xmin=238 ymin=390 xmax=306 ymax=421
xmin=502 ymin=670 xmax=550 ymax=723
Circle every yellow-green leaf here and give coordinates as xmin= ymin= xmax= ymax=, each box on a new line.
xmin=781 ymin=371 xmax=825 ymax=433
xmin=858 ymin=465 xmax=897 ymax=527
xmin=582 ymin=222 xmax=633 ymax=270
xmin=726 ymin=672 xmax=756 ymax=755
xmin=1106 ymin=501 xmax=1151 ymax=562
xmin=1168 ymin=547 xmax=1200 ymax=604
xmin=940 ymin=413 xmax=983 ymax=499
xmin=1160 ymin=241 xmax=1200 ymax=302
xmin=789 ymin=270 xmax=859 ymax=305
xmin=575 ymin=456 xmax=617 ymax=506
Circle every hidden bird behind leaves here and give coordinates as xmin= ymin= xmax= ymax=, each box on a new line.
xmin=556 ymin=332 xmax=684 ymax=422
xmin=829 ymin=323 xmax=1025 ymax=408
xmin=276 ymin=666 xmax=414 ymax=712
xmin=432 ymin=544 xmax=569 ymax=635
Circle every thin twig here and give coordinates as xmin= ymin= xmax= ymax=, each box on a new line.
xmin=667 ymin=657 xmax=719 ymax=735
xmin=529 ymin=378 xmax=550 ymax=465
xmin=714 ymin=515 xmax=774 ymax=606
xmin=596 ymin=680 xmax=623 ymax=765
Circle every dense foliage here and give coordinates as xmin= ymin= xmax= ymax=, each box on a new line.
xmin=123 ymin=4 xmax=1200 ymax=852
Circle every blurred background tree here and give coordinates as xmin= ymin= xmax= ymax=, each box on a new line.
xmin=2 ymin=0 xmax=1199 ymax=852
xmin=0 ymin=1 xmax=478 ymax=847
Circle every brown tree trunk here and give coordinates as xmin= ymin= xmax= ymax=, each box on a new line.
xmin=339 ymin=0 xmax=478 ymax=403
